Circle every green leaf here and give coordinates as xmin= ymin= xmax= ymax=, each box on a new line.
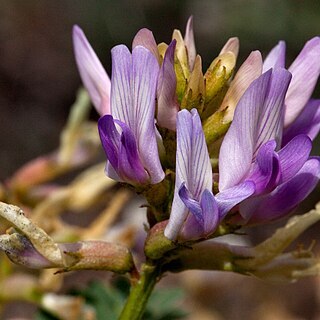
xmin=143 ymin=287 xmax=188 ymax=320
xmin=80 ymin=281 xmax=126 ymax=320
xmin=35 ymin=309 xmax=60 ymax=320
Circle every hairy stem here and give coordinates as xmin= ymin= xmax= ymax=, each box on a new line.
xmin=118 ymin=263 xmax=161 ymax=320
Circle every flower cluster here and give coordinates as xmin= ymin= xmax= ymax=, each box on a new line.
xmin=73 ymin=17 xmax=320 ymax=242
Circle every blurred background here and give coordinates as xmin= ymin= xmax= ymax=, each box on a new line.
xmin=1 ymin=0 xmax=320 ymax=319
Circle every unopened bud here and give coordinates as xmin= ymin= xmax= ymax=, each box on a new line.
xmin=60 ymin=241 xmax=134 ymax=274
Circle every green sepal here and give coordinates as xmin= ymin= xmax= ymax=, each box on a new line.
xmin=144 ymin=221 xmax=177 ymax=260
xmin=180 ymin=55 xmax=205 ymax=114
xmin=203 ymin=108 xmax=231 ymax=146
xmin=202 ymin=52 xmax=236 ymax=119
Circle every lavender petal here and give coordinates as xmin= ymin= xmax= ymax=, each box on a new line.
xmin=246 ymin=140 xmax=280 ymax=194
xmin=164 ymin=109 xmax=212 ymax=240
xmin=200 ymin=190 xmax=220 ymax=235
xmin=131 ymin=46 xmax=164 ymax=183
xmin=216 ymin=181 xmax=255 ymax=219
xmin=263 ymin=41 xmax=286 ymax=72
xmin=285 ymin=37 xmax=320 ymax=126
xmin=98 ymin=115 xmax=121 ymax=171
xmin=278 ymin=134 xmax=312 ymax=183
xmin=73 ymin=25 xmax=111 ymax=115
xmin=157 ymin=40 xmax=179 ymax=131
xmin=283 ymin=99 xmax=320 ymax=145
xmin=110 ymin=45 xmax=132 ymax=124
xmin=254 ymin=68 xmax=292 ymax=154
xmin=240 ymin=157 xmax=320 ymax=223
xmin=219 ymin=71 xmax=271 ymax=191
xmin=116 ymin=120 xmax=149 ymax=184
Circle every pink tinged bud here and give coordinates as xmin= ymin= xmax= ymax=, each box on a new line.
xmin=219 ymin=37 xmax=240 ymax=59
xmin=157 ymin=40 xmax=179 ymax=131
xmin=219 ymin=51 xmax=263 ymax=122
xmin=0 ymin=233 xmax=60 ymax=269
xmin=60 ymin=241 xmax=134 ymax=274
xmin=144 ymin=220 xmax=177 ymax=260
xmin=184 ymin=16 xmax=197 ymax=71
xmin=73 ymin=25 xmax=111 ymax=115
xmin=172 ymin=29 xmax=190 ymax=80
xmin=8 ymin=154 xmax=59 ymax=192
xmin=0 ymin=202 xmax=64 ymax=265
xmin=132 ymin=28 xmax=160 ymax=63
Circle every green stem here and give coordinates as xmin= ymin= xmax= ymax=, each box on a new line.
xmin=118 ymin=263 xmax=160 ymax=320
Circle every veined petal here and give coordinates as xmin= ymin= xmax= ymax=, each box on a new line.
xmin=278 ymin=134 xmax=312 ymax=183
xmin=98 ymin=115 xmax=121 ymax=171
xmin=111 ymin=45 xmax=132 ymax=124
xmin=131 ymin=46 xmax=164 ymax=183
xmin=132 ymin=28 xmax=160 ymax=63
xmin=219 ymin=50 xmax=263 ymax=122
xmin=175 ymin=109 xmax=212 ymax=195
xmin=164 ymin=184 xmax=188 ymax=240
xmin=263 ymin=41 xmax=286 ymax=72
xmin=179 ymin=184 xmax=203 ymax=226
xmin=105 ymin=161 xmax=121 ymax=182
xmin=98 ymin=117 xmax=122 ymax=181
xmin=283 ymin=99 xmax=320 ymax=145
xmin=200 ymin=190 xmax=220 ymax=234
xmin=216 ymin=181 xmax=255 ymax=219
xmin=189 ymin=110 xmax=212 ymax=196
xmin=116 ymin=120 xmax=149 ymax=184
xmin=180 ymin=214 xmax=204 ymax=240
xmin=164 ymin=110 xmax=193 ymax=240
xmin=240 ymin=157 xmax=320 ymax=223
xmin=246 ymin=140 xmax=280 ymax=194
xmin=111 ymin=45 xmax=164 ymax=184
xmin=179 ymin=187 xmax=219 ymax=240
xmin=254 ymin=68 xmax=292 ymax=154
xmin=219 ymin=71 xmax=271 ymax=191
xmin=157 ymin=40 xmax=179 ymax=131
xmin=285 ymin=37 xmax=320 ymax=126
xmin=219 ymin=69 xmax=291 ymax=191
xmin=164 ymin=109 xmax=212 ymax=240
xmin=220 ymin=37 xmax=240 ymax=59
xmin=73 ymin=25 xmax=111 ymax=115
xmin=98 ymin=116 xmax=148 ymax=184
xmin=184 ymin=16 xmax=196 ymax=70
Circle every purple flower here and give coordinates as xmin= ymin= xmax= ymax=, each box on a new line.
xmin=263 ymin=37 xmax=320 ymax=133
xmin=282 ymin=99 xmax=320 ymax=145
xmin=98 ymin=45 xmax=165 ymax=185
xmin=164 ymin=109 xmax=254 ymax=240
xmin=133 ymin=30 xmax=179 ymax=131
xmin=156 ymin=41 xmax=180 ymax=131
xmin=219 ymin=68 xmax=320 ymax=223
xmin=73 ymin=25 xmax=111 ymax=115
